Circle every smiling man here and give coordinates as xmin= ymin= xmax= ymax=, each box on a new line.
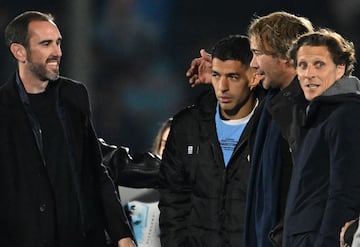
xmin=158 ymin=35 xmax=262 ymax=247
xmin=0 ymin=11 xmax=135 ymax=247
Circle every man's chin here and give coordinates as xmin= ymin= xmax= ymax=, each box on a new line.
xmin=261 ymin=79 xmax=271 ymax=89
xmin=48 ymin=72 xmax=59 ymax=81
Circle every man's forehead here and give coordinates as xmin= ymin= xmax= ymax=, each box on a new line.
xmin=28 ymin=20 xmax=61 ymax=40
xmin=249 ymin=36 xmax=261 ymax=49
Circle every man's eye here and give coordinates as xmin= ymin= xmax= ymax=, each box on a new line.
xmin=315 ymin=62 xmax=325 ymax=68
xmin=298 ymin=63 xmax=307 ymax=70
xmin=253 ymin=51 xmax=261 ymax=56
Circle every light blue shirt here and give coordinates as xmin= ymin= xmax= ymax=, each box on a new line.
xmin=215 ymin=103 xmax=255 ymax=166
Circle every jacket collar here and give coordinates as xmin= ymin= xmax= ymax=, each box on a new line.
xmin=305 ymin=76 xmax=360 ymax=123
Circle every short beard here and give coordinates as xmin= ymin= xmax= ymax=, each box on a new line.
xmin=222 ymin=92 xmax=252 ymax=118
xmin=26 ymin=49 xmax=59 ymax=81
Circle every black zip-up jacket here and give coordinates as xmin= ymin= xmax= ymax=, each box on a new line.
xmin=158 ymin=90 xmax=262 ymax=247
xmin=0 ymin=73 xmax=133 ymax=247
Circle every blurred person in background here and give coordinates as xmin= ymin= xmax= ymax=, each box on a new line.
xmin=101 ymin=118 xmax=172 ymax=247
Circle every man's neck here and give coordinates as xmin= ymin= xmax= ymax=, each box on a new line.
xmin=18 ymin=68 xmax=48 ymax=94
xmin=221 ymin=95 xmax=257 ymax=120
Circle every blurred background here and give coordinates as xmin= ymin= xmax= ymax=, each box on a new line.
xmin=1 ymin=0 xmax=359 ymax=152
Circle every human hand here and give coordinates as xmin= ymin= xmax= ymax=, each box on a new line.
xmin=340 ymin=219 xmax=357 ymax=247
xmin=186 ymin=49 xmax=212 ymax=87
xmin=118 ymin=237 xmax=137 ymax=247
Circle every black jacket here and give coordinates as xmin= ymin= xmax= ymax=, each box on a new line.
xmin=267 ymin=79 xmax=308 ymax=158
xmin=158 ymin=91 xmax=262 ymax=247
xmin=100 ymin=138 xmax=161 ymax=189
xmin=0 ymin=73 xmax=133 ymax=247
xmin=284 ymin=77 xmax=360 ymax=246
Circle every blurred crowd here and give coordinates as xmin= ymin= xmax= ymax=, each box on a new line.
xmin=0 ymin=0 xmax=359 ymax=152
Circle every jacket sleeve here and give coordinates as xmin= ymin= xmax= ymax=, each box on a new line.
xmin=158 ymin=120 xmax=192 ymax=247
xmin=99 ymin=138 xmax=161 ymax=188
xmin=82 ymin=89 xmax=134 ymax=243
xmin=316 ymin=107 xmax=360 ymax=246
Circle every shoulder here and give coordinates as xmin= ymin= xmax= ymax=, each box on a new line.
xmin=321 ymin=96 xmax=360 ymax=136
xmin=57 ymin=76 xmax=90 ymax=113
xmin=331 ymin=103 xmax=360 ymax=129
xmin=58 ymin=76 xmax=88 ymax=95
xmin=172 ymin=104 xmax=200 ymax=127
xmin=0 ymin=76 xmax=22 ymax=108
xmin=329 ymin=95 xmax=360 ymax=118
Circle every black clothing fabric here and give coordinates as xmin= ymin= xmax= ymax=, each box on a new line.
xmin=267 ymin=79 xmax=308 ymax=158
xmin=0 ymin=73 xmax=133 ymax=247
xmin=28 ymin=83 xmax=81 ymax=245
xmin=158 ymin=91 xmax=261 ymax=247
xmin=244 ymin=89 xmax=293 ymax=247
xmin=244 ymin=78 xmax=307 ymax=247
xmin=284 ymin=77 xmax=360 ymax=246
xmin=344 ymin=219 xmax=358 ymax=246
xmin=100 ymin=139 xmax=161 ymax=189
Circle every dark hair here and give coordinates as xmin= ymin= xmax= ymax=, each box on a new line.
xmin=211 ymin=34 xmax=252 ymax=67
xmin=288 ymin=28 xmax=356 ymax=76
xmin=248 ymin=11 xmax=313 ymax=60
xmin=4 ymin=11 xmax=55 ymax=48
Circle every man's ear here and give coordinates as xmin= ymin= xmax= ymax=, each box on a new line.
xmin=248 ymin=72 xmax=262 ymax=90
xmin=336 ymin=64 xmax=346 ymax=81
xmin=9 ymin=43 xmax=26 ymax=63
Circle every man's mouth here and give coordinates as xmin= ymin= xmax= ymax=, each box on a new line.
xmin=306 ymin=83 xmax=320 ymax=89
xmin=219 ymin=96 xmax=231 ymax=103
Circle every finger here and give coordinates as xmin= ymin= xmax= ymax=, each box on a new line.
xmin=200 ymin=49 xmax=211 ymax=58
xmin=186 ymin=63 xmax=196 ymax=76
xmin=186 ymin=68 xmax=193 ymax=77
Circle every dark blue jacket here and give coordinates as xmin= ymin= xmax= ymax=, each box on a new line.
xmin=244 ymin=79 xmax=306 ymax=247
xmin=284 ymin=77 xmax=360 ymax=247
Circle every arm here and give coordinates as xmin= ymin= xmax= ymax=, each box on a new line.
xmin=99 ymin=138 xmax=161 ymax=188
xmin=80 ymin=86 xmax=135 ymax=245
xmin=158 ymin=121 xmax=192 ymax=246
xmin=317 ymin=108 xmax=360 ymax=245
xmin=185 ymin=49 xmax=212 ymax=87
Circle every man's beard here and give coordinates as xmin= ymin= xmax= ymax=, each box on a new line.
xmin=27 ymin=54 xmax=60 ymax=81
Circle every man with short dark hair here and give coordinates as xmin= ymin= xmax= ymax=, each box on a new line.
xmin=159 ymin=34 xmax=262 ymax=247
xmin=0 ymin=10 xmax=135 ymax=247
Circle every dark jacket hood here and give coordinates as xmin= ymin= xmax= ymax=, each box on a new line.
xmin=322 ymin=75 xmax=360 ymax=96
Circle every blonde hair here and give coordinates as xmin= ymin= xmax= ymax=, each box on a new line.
xmin=248 ymin=11 xmax=313 ymax=60
xmin=151 ymin=118 xmax=173 ymax=156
